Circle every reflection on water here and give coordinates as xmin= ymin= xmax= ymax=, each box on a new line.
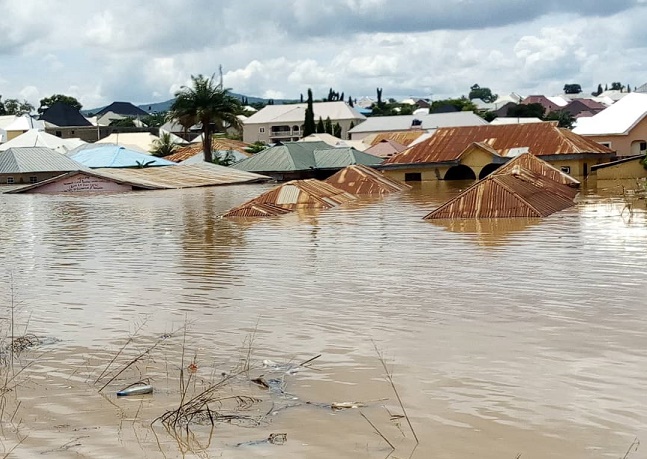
xmin=0 ymin=182 xmax=646 ymax=458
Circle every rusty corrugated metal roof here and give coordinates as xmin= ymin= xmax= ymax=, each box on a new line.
xmin=223 ymin=179 xmax=356 ymax=217
xmin=365 ymin=131 xmax=426 ymax=147
xmin=166 ymin=138 xmax=251 ymax=162
xmin=384 ymin=123 xmax=614 ymax=165
xmin=325 ymin=164 xmax=411 ymax=194
xmin=493 ymin=153 xmax=580 ymax=198
xmin=424 ymin=167 xmax=576 ymax=219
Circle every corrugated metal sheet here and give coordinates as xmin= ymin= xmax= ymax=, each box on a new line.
xmin=92 ymin=163 xmax=269 ymax=189
xmin=384 ymin=123 xmax=614 ymax=165
xmin=424 ymin=167 xmax=576 ymax=219
xmin=166 ymin=138 xmax=252 ymax=162
xmin=0 ymin=147 xmax=83 ymax=173
xmin=364 ymin=139 xmax=408 ymax=158
xmin=232 ymin=142 xmax=327 ymax=172
xmin=313 ymin=148 xmax=382 ymax=169
xmin=366 ymin=131 xmax=426 ymax=147
xmin=223 ymin=179 xmax=356 ymax=217
xmin=325 ymin=164 xmax=411 ymax=194
xmin=69 ymin=145 xmax=176 ymax=168
xmin=493 ymin=153 xmax=580 ymax=198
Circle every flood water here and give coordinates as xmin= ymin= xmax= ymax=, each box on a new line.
xmin=0 ymin=179 xmax=646 ymax=458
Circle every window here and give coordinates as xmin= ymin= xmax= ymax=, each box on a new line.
xmin=6 ymin=177 xmax=14 ymax=184
xmin=561 ymin=166 xmax=571 ymax=174
xmin=55 ymin=131 xmax=62 ymax=137
xmin=29 ymin=176 xmax=38 ymax=183
xmin=404 ymin=172 xmax=422 ymax=182
xmin=599 ymin=142 xmax=611 ymax=148
xmin=641 ymin=142 xmax=647 ymax=152
xmin=259 ymin=127 xmax=265 ymax=133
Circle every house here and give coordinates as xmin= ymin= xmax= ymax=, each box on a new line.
xmin=364 ymin=139 xmax=408 ymax=158
xmin=591 ymin=155 xmax=647 ymax=180
xmin=363 ymin=130 xmax=427 ymax=147
xmin=8 ymin=163 xmax=269 ymax=194
xmin=520 ymin=95 xmax=567 ymax=115
xmin=96 ymin=132 xmax=186 ymax=154
xmin=0 ymin=129 xmax=85 ymax=153
xmin=380 ymin=122 xmax=615 ymax=182
xmin=242 ymin=101 xmax=365 ymax=143
xmin=39 ymin=102 xmax=93 ymax=127
xmin=165 ymin=138 xmax=251 ymax=163
xmin=492 ymin=152 xmax=580 ymax=192
xmin=94 ymin=102 xmax=149 ymax=118
xmin=348 ymin=112 xmax=487 ymax=141
xmin=67 ymin=144 xmax=176 ymax=168
xmin=231 ymin=141 xmax=382 ymax=180
xmin=2 ymin=115 xmax=44 ymax=141
xmin=562 ymin=99 xmax=607 ymax=119
xmin=222 ymin=179 xmax=356 ymax=217
xmin=423 ymin=166 xmax=576 ymax=219
xmin=0 ymin=147 xmax=84 ymax=185
xmin=573 ymin=93 xmax=647 ymax=157
xmin=324 ymin=164 xmax=410 ymax=195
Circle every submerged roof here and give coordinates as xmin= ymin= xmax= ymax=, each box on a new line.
xmin=223 ymin=179 xmax=356 ymax=217
xmin=68 ymin=144 xmax=176 ymax=168
xmin=0 ymin=147 xmax=83 ymax=174
xmin=166 ymin=138 xmax=251 ymax=162
xmin=231 ymin=142 xmax=381 ymax=172
xmin=573 ymin=93 xmax=647 ymax=135
xmin=349 ymin=112 xmax=487 ymax=134
xmin=424 ymin=167 xmax=576 ymax=219
xmin=384 ymin=122 xmax=614 ymax=165
xmin=0 ymin=129 xmax=86 ymax=153
xmin=493 ymin=152 xmax=580 ymax=195
xmin=325 ymin=164 xmax=411 ymax=194
xmin=39 ymin=102 xmax=92 ymax=127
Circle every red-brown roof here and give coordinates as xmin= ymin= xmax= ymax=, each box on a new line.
xmin=424 ymin=167 xmax=576 ymax=219
xmin=166 ymin=138 xmax=251 ymax=162
xmin=493 ymin=153 xmax=580 ymax=197
xmin=325 ymin=164 xmax=410 ymax=194
xmin=383 ymin=122 xmax=614 ymax=165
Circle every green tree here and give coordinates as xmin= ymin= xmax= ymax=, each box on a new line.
xmin=109 ymin=117 xmax=136 ymax=127
xmin=142 ymin=112 xmax=167 ymax=127
xmin=38 ymin=94 xmax=82 ymax=114
xmin=563 ymin=84 xmax=582 ymax=94
xmin=316 ymin=116 xmax=325 ymax=134
xmin=544 ymin=110 xmax=576 ymax=129
xmin=3 ymin=99 xmax=34 ymax=116
xmin=324 ymin=116 xmax=333 ymax=135
xmin=430 ymin=97 xmax=478 ymax=113
xmin=593 ymin=84 xmax=603 ymax=96
xmin=246 ymin=141 xmax=268 ymax=154
xmin=168 ymin=73 xmax=242 ymax=163
xmin=333 ymin=122 xmax=342 ymax=138
xmin=348 ymin=95 xmax=354 ymax=107
xmin=611 ymin=82 xmax=623 ymax=91
xmin=469 ymin=84 xmax=497 ymax=103
xmin=0 ymin=96 xmax=5 ymax=116
xmin=376 ymin=87 xmax=383 ymax=106
xmin=303 ymin=88 xmax=316 ymax=137
xmin=150 ymin=131 xmax=180 ymax=157
xmin=212 ymin=150 xmax=236 ymax=166
xmin=507 ymin=103 xmax=545 ymax=118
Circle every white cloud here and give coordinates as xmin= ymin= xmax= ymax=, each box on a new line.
xmin=0 ymin=1 xmax=646 ymax=108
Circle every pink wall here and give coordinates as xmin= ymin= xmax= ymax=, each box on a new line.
xmin=30 ymin=173 xmax=133 ymax=193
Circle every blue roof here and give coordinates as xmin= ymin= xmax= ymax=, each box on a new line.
xmin=68 ymin=145 xmax=176 ymax=168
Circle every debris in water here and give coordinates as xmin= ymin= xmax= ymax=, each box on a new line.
xmin=116 ymin=382 xmax=153 ymax=396
xmin=237 ymin=433 xmax=288 ymax=447
xmin=331 ymin=401 xmax=367 ymax=411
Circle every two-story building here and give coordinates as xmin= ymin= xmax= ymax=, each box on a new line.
xmin=242 ymin=101 xmax=365 ymax=144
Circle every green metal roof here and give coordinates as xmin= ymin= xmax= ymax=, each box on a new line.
xmin=232 ymin=142 xmax=381 ymax=172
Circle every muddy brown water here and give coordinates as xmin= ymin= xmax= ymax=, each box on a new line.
xmin=0 ymin=179 xmax=646 ymax=458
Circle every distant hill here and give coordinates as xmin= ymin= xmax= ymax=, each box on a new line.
xmin=83 ymin=93 xmax=292 ymax=115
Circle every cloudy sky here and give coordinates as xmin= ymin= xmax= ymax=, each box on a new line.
xmin=1 ymin=0 xmax=646 ymax=109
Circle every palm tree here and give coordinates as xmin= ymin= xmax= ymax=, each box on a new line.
xmin=168 ymin=74 xmax=242 ymax=163
xmin=150 ymin=132 xmax=180 ymax=157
